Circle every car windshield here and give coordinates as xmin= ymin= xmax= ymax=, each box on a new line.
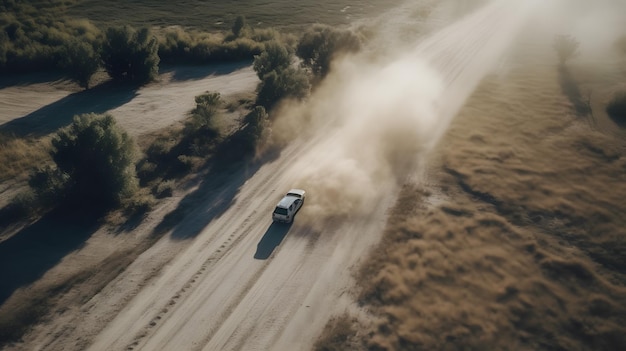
xmin=286 ymin=193 xmax=301 ymax=199
xmin=274 ymin=207 xmax=288 ymax=215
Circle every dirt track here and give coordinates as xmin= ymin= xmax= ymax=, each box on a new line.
xmin=3 ymin=1 xmax=625 ymax=350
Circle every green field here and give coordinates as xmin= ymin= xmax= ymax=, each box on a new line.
xmin=68 ymin=0 xmax=408 ymax=31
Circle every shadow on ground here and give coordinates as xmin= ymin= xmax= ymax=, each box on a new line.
xmin=161 ymin=60 xmax=252 ymax=82
xmin=0 ymin=207 xmax=100 ymax=305
xmin=0 ymin=71 xmax=66 ymax=90
xmin=0 ymin=81 xmax=138 ymax=137
xmin=558 ymin=65 xmax=594 ymax=120
xmin=254 ymin=222 xmax=292 ymax=260
xmin=152 ymin=145 xmax=281 ymax=241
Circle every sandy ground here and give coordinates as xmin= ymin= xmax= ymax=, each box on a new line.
xmin=0 ymin=63 xmax=258 ymax=138
xmin=2 ymin=1 xmax=625 ymax=351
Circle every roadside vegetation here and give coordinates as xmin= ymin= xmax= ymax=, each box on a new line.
xmin=0 ymin=0 xmax=367 ymax=346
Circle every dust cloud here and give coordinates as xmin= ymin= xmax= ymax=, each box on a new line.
xmin=273 ymin=0 xmax=539 ymax=221
xmin=283 ymin=57 xmax=443 ymax=220
xmin=350 ymin=0 xmax=626 ymax=349
xmin=268 ymin=0 xmax=626 ymax=349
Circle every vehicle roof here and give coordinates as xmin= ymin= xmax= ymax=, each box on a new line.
xmin=277 ymin=196 xmax=299 ymax=208
xmin=286 ymin=188 xmax=305 ymax=196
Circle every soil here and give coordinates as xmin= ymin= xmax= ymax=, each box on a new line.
xmin=1 ymin=1 xmax=625 ymax=351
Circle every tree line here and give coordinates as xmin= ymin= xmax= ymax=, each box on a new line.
xmin=6 ymin=20 xmax=363 ymax=219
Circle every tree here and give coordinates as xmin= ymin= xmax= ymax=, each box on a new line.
xmin=101 ymin=25 xmax=160 ymax=84
xmin=296 ymin=25 xmax=361 ymax=78
xmin=232 ymin=15 xmax=247 ymax=38
xmin=244 ymin=106 xmax=270 ymax=140
xmin=51 ymin=113 xmax=138 ymax=209
xmin=256 ymin=67 xmax=310 ymax=110
xmin=60 ymin=39 xmax=100 ymax=89
xmin=253 ymin=41 xmax=291 ymax=79
xmin=552 ymin=34 xmax=579 ymax=65
xmin=190 ymin=91 xmax=221 ymax=131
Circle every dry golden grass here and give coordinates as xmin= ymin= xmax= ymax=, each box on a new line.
xmin=353 ymin=34 xmax=626 ymax=351
xmin=0 ymin=134 xmax=51 ymax=183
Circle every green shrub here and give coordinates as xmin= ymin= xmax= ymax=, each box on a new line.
xmin=296 ymin=25 xmax=362 ymax=78
xmin=253 ymin=40 xmax=291 ymax=79
xmin=256 ymin=67 xmax=310 ymax=110
xmin=51 ymin=113 xmax=138 ymax=210
xmin=606 ymin=91 xmax=626 ymax=125
xmin=190 ymin=92 xmax=221 ymax=131
xmin=154 ymin=180 xmax=175 ymax=198
xmin=0 ymin=9 xmax=101 ymax=74
xmin=213 ymin=106 xmax=270 ymax=165
xmin=243 ymin=106 xmax=270 ymax=141
xmin=5 ymin=190 xmax=38 ymax=219
xmin=157 ymin=27 xmax=263 ymax=64
xmin=28 ymin=165 xmax=69 ymax=206
xmin=101 ymin=25 xmax=159 ymax=84
xmin=121 ymin=190 xmax=154 ymax=217
xmin=59 ymin=39 xmax=101 ymax=88
xmin=232 ymin=15 xmax=247 ymax=38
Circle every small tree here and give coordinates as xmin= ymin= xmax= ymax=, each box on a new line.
xmin=232 ymin=15 xmax=247 ymax=38
xmin=60 ymin=39 xmax=100 ymax=89
xmin=552 ymin=34 xmax=579 ymax=65
xmin=296 ymin=25 xmax=361 ymax=78
xmin=51 ymin=113 xmax=138 ymax=209
xmin=190 ymin=91 xmax=221 ymax=130
xmin=101 ymin=25 xmax=160 ymax=84
xmin=244 ymin=106 xmax=270 ymax=141
xmin=253 ymin=41 xmax=291 ymax=79
xmin=256 ymin=67 xmax=310 ymax=110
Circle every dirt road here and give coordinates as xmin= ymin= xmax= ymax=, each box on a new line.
xmin=2 ymin=1 xmax=556 ymax=350
xmin=0 ymin=63 xmax=257 ymax=137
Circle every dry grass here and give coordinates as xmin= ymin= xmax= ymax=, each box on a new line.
xmin=0 ymin=134 xmax=51 ymax=183
xmin=354 ymin=36 xmax=626 ymax=351
xmin=314 ymin=313 xmax=364 ymax=351
xmin=67 ymin=0 xmax=407 ymax=32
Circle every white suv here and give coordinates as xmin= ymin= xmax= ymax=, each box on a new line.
xmin=272 ymin=189 xmax=306 ymax=223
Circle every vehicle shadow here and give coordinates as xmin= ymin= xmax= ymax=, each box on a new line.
xmin=254 ymin=222 xmax=292 ymax=260
xmin=0 ymin=81 xmax=138 ymax=137
xmin=0 ymin=207 xmax=100 ymax=305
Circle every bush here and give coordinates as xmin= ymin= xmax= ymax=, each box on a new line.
xmin=154 ymin=180 xmax=175 ymax=198
xmin=28 ymin=165 xmax=69 ymax=206
xmin=4 ymin=190 xmax=38 ymax=221
xmin=296 ymin=25 xmax=362 ymax=78
xmin=0 ymin=7 xmax=102 ymax=74
xmin=157 ymin=27 xmax=263 ymax=64
xmin=243 ymin=106 xmax=270 ymax=141
xmin=59 ymin=39 xmax=101 ymax=89
xmin=51 ymin=113 xmax=138 ymax=210
xmin=552 ymin=34 xmax=579 ymax=65
xmin=232 ymin=15 xmax=247 ymax=38
xmin=256 ymin=67 xmax=310 ymax=110
xmin=253 ymin=41 xmax=291 ymax=79
xmin=189 ymin=92 xmax=221 ymax=131
xmin=606 ymin=91 xmax=626 ymax=125
xmin=213 ymin=106 xmax=271 ymax=165
xmin=101 ymin=25 xmax=159 ymax=84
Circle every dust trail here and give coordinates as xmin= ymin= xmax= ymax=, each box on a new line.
xmin=277 ymin=0 xmax=540 ymax=221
